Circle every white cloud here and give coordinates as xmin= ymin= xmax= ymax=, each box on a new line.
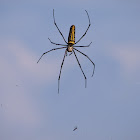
xmin=0 ymin=39 xmax=60 ymax=127
xmin=0 ymin=38 xmax=78 ymax=127
xmin=108 ymin=43 xmax=140 ymax=76
xmin=2 ymin=90 xmax=40 ymax=126
xmin=0 ymin=39 xmax=59 ymax=84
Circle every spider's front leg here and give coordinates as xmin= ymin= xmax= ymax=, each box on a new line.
xmin=74 ymin=48 xmax=95 ymax=77
xmin=73 ymin=50 xmax=87 ymax=88
xmin=58 ymin=49 xmax=67 ymax=93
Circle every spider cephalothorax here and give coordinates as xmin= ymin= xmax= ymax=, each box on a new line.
xmin=67 ymin=44 xmax=73 ymax=52
xmin=37 ymin=9 xmax=95 ymax=93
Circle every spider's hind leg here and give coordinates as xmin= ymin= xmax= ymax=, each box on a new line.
xmin=53 ymin=9 xmax=67 ymax=44
xmin=75 ymin=10 xmax=91 ymax=45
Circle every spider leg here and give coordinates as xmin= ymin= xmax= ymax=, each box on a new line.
xmin=69 ymin=52 xmax=73 ymax=56
xmin=73 ymin=50 xmax=87 ymax=88
xmin=48 ymin=38 xmax=67 ymax=46
xmin=74 ymin=42 xmax=92 ymax=48
xmin=58 ymin=49 xmax=67 ymax=93
xmin=37 ymin=47 xmax=67 ymax=63
xmin=75 ymin=10 xmax=91 ymax=45
xmin=74 ymin=48 xmax=95 ymax=77
xmin=53 ymin=9 xmax=67 ymax=44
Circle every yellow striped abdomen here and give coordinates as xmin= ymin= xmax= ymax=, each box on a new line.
xmin=68 ymin=25 xmax=75 ymax=45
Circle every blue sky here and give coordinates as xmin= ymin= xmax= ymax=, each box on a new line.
xmin=0 ymin=0 xmax=140 ymax=140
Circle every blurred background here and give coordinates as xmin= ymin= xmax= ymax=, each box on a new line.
xmin=0 ymin=0 xmax=140 ymax=140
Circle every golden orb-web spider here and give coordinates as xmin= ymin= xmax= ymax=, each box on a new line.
xmin=37 ymin=9 xmax=95 ymax=93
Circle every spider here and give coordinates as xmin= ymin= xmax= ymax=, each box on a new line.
xmin=37 ymin=9 xmax=95 ymax=93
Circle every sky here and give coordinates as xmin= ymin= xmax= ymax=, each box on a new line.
xmin=0 ymin=0 xmax=140 ymax=140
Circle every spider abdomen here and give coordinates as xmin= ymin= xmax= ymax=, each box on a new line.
xmin=68 ymin=25 xmax=75 ymax=45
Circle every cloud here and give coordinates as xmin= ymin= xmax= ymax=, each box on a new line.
xmin=0 ymin=38 xmax=80 ymax=126
xmin=0 ymin=38 xmax=61 ymax=128
xmin=108 ymin=43 xmax=140 ymax=76
xmin=0 ymin=39 xmax=59 ymax=84
xmin=2 ymin=90 xmax=40 ymax=126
